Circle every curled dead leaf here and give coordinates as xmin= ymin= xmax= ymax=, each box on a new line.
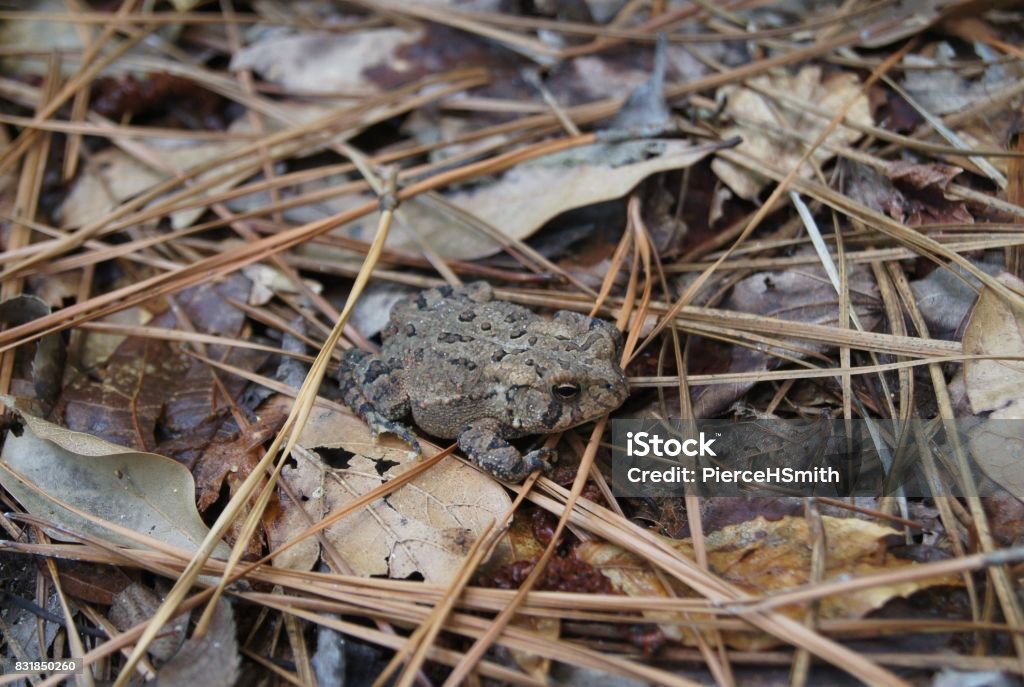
xmin=578 ymin=515 xmax=958 ymax=650
xmin=711 ymin=66 xmax=873 ymax=201
xmin=267 ymin=406 xmax=512 ymax=583
xmin=0 ymin=402 xmax=230 ymax=557
xmin=336 ymin=139 xmax=720 ymax=261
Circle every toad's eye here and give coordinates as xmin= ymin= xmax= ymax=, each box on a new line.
xmin=552 ymin=382 xmax=581 ymax=400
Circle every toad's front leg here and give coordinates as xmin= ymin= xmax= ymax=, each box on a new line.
xmin=339 ymin=348 xmax=419 ymax=452
xmin=457 ymin=418 xmax=553 ymax=482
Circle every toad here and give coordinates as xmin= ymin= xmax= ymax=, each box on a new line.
xmin=339 ymin=282 xmax=630 ymax=481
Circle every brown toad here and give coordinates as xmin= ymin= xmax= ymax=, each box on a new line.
xmin=339 ymin=282 xmax=630 ymax=481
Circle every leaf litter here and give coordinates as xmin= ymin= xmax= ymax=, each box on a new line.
xmin=1 ymin=1 xmax=1024 ymax=685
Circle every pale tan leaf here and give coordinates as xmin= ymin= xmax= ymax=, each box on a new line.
xmin=711 ymin=66 xmax=873 ymax=200
xmin=964 ymin=272 xmax=1024 ymax=419
xmin=963 ymin=273 xmax=1024 ymax=496
xmin=59 ymin=105 xmax=330 ymax=230
xmin=579 ymin=515 xmax=957 ymax=650
xmin=0 ymin=405 xmax=230 ymax=556
xmin=339 ymin=139 xmax=718 ymax=260
xmin=230 ymin=27 xmax=423 ymax=95
xmin=268 ymin=406 xmax=512 ymax=583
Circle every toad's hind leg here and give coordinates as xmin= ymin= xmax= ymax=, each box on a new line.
xmin=458 ymin=419 xmax=553 ymax=482
xmin=339 ymin=348 xmax=419 ymax=452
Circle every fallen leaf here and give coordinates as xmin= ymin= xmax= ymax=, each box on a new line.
xmin=238 ymin=22 xmax=527 ymax=95
xmin=337 ymin=139 xmax=720 ymax=261
xmin=910 ymin=262 xmax=1001 ymax=341
xmin=556 ymin=42 xmax=709 ymax=105
xmin=78 ymin=306 xmax=154 ymax=370
xmin=963 ymin=272 xmax=1024 ymax=418
xmin=349 ymin=282 xmax=417 ymax=339
xmin=57 ymin=276 xmax=259 ymax=455
xmin=963 ymin=274 xmax=1024 ymax=497
xmin=901 ymin=48 xmax=1006 ymax=116
xmin=59 ymin=103 xmax=330 ymax=230
xmin=110 ymin=583 xmax=188 ymax=662
xmin=608 ymin=34 xmax=670 ymax=132
xmin=267 ymin=406 xmax=512 ymax=583
xmin=493 ymin=516 xmax=559 ymax=680
xmin=578 ymin=515 xmax=958 ymax=650
xmin=687 ymin=261 xmax=881 ymax=417
xmin=711 ymin=66 xmax=873 ymax=201
xmin=0 ymin=295 xmax=65 ymax=416
xmin=0 ymin=0 xmax=83 ymax=75
xmin=192 ymin=395 xmax=290 ymax=513
xmin=52 ymin=560 xmax=132 ymax=606
xmin=885 ymin=160 xmax=963 ymax=190
xmin=90 ymin=73 xmax=229 ymax=130
xmin=152 ymin=599 xmax=239 ymax=687
xmin=242 ymin=264 xmax=322 ymax=306
xmin=843 ymin=161 xmax=972 ymax=226
xmin=0 ymin=404 xmax=230 ymax=557
xmin=511 ymin=615 xmax=560 ymax=681
xmin=230 ymin=27 xmax=424 ymax=94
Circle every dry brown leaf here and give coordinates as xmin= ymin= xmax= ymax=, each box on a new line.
xmin=0 ymin=0 xmax=83 ymax=75
xmin=153 ymin=599 xmax=239 ymax=687
xmin=963 ymin=273 xmax=1024 ymax=497
xmin=337 ymin=139 xmax=719 ymax=261
xmin=242 ymin=264 xmax=323 ymax=306
xmin=963 ymin=272 xmax=1024 ymax=418
xmin=59 ymin=104 xmax=329 ymax=230
xmin=885 ymin=160 xmax=963 ymax=190
xmin=268 ymin=406 xmax=512 ymax=582
xmin=0 ymin=404 xmax=230 ymax=557
xmin=844 ymin=161 xmax=972 ymax=226
xmin=900 ymin=49 xmax=1007 ymax=116
xmin=711 ymin=66 xmax=873 ymax=201
xmin=233 ymin=20 xmax=524 ymax=94
xmin=578 ymin=515 xmax=957 ymax=650
xmin=685 ymin=261 xmax=881 ymax=417
xmin=110 ymin=583 xmax=189 ymax=662
xmin=57 ymin=277 xmax=255 ymax=453
xmin=230 ymin=27 xmax=424 ymax=95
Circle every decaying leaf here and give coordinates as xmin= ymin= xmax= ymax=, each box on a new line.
xmin=0 ymin=404 xmax=230 ymax=557
xmin=711 ymin=66 xmax=873 ymax=201
xmin=901 ymin=49 xmax=1007 ymax=116
xmin=910 ymin=262 xmax=1001 ymax=341
xmin=267 ymin=406 xmax=512 ymax=582
xmin=242 ymin=264 xmax=322 ymax=306
xmin=0 ymin=295 xmax=65 ymax=416
xmin=59 ymin=104 xmax=330 ymax=230
xmin=110 ymin=583 xmax=189 ymax=662
xmin=963 ymin=273 xmax=1024 ymax=497
xmin=337 ymin=139 xmax=720 ymax=261
xmin=151 ymin=599 xmax=239 ymax=687
xmin=963 ymin=273 xmax=1024 ymax=419
xmin=578 ymin=515 xmax=957 ymax=650
xmin=56 ymin=276 xmax=258 ymax=455
xmin=231 ymin=27 xmax=424 ymax=94
xmin=0 ymin=0 xmax=83 ymax=75
xmin=843 ymin=160 xmax=972 ymax=226
xmin=686 ymin=261 xmax=881 ymax=417
xmin=110 ymin=589 xmax=239 ymax=687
